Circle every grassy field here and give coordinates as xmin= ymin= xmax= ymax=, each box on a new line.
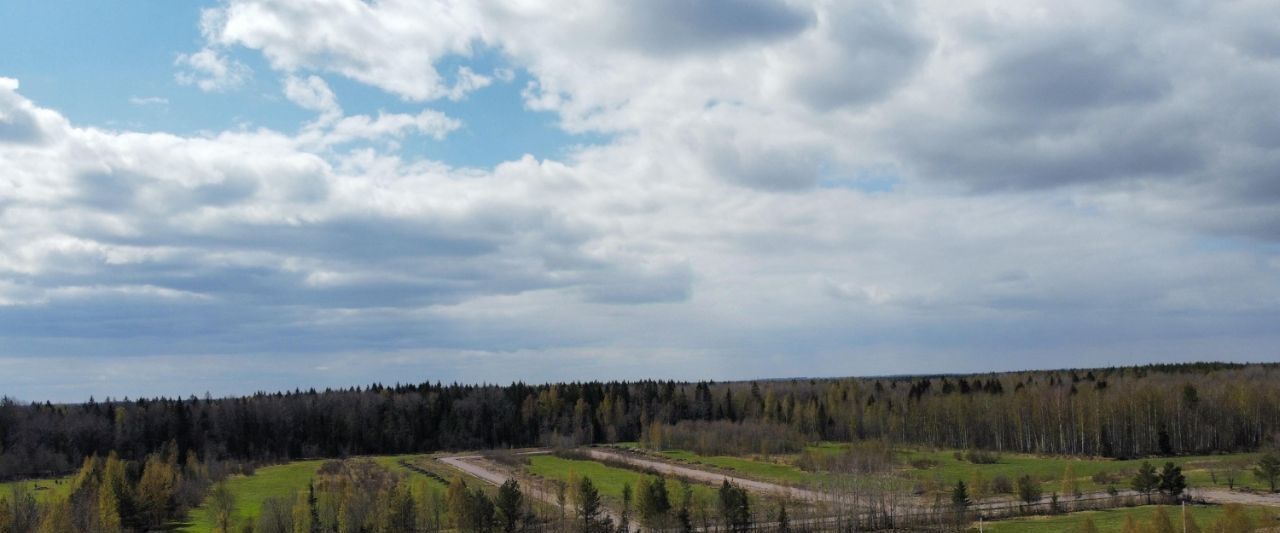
xmin=974 ymin=504 xmax=1279 ymax=532
xmin=179 ymin=459 xmax=328 ymax=532
xmin=632 ymin=442 xmax=1267 ymax=496
xmin=525 ymin=455 xmax=719 ymax=505
xmin=0 ymin=476 xmax=73 ymax=503
xmin=899 ymin=448 xmax=1264 ymax=493
xmin=654 ymin=449 xmax=818 ymax=485
xmin=179 ymin=454 xmax=443 ymax=532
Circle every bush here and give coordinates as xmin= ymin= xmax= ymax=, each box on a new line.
xmin=964 ymin=450 xmax=1001 ymax=464
xmin=991 ymin=475 xmax=1014 ymax=494
xmin=911 ymin=459 xmax=940 ymax=470
xmin=795 ymin=440 xmax=896 ymax=474
xmin=642 ymin=420 xmax=807 ymax=456
xmin=1091 ymin=470 xmax=1123 ymax=485
xmin=483 ymin=449 xmax=530 ymax=468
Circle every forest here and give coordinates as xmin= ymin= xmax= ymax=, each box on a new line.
xmin=2 ymin=362 xmax=1278 ymax=481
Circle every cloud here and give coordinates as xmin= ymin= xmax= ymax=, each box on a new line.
xmin=0 ymin=77 xmax=51 ymax=144
xmin=283 ymin=75 xmax=339 ymax=115
xmin=8 ymin=0 xmax=1280 ymax=399
xmin=779 ymin=0 xmax=931 ymax=110
xmin=608 ymin=0 xmax=814 ymax=55
xmin=175 ymin=48 xmax=251 ymax=92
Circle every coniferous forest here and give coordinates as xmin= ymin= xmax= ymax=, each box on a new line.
xmin=3 ymin=362 xmax=1277 ymax=482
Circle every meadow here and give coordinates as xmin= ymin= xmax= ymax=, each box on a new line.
xmin=633 ymin=442 xmax=1267 ymax=495
xmin=179 ymin=454 xmax=443 ymax=532
xmin=179 ymin=459 xmax=328 ymax=532
xmin=524 ymin=454 xmax=719 ymax=505
xmin=898 ymin=448 xmax=1264 ymax=493
xmin=0 ymin=476 xmax=73 ymax=503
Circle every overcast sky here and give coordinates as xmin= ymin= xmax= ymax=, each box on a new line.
xmin=2 ymin=0 xmax=1279 ymax=401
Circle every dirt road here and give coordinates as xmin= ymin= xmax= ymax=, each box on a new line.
xmin=436 ymin=452 xmax=636 ymax=531
xmin=581 ymin=447 xmax=836 ymax=502
xmin=1197 ymin=488 xmax=1280 ymax=507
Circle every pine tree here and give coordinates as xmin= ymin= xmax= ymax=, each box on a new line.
xmin=1131 ymin=461 xmax=1159 ymax=504
xmin=1255 ymin=452 xmax=1280 ymax=492
xmin=951 ymin=480 xmax=970 ymax=508
xmin=717 ymin=481 xmax=750 ymax=533
xmin=1159 ymin=462 xmax=1186 ymax=498
xmin=637 ymin=476 xmax=670 ymax=529
xmin=575 ymin=477 xmax=605 ymax=533
xmin=496 ymin=479 xmax=523 ymax=533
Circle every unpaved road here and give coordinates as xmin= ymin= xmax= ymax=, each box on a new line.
xmin=1198 ymin=488 xmax=1280 ymax=507
xmin=439 ymin=448 xmax=1280 ymax=533
xmin=436 ymin=452 xmax=636 ymax=531
xmin=581 ymin=447 xmax=836 ymax=502
xmin=438 ymin=455 xmax=518 ymax=487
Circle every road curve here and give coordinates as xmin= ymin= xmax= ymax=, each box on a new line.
xmin=437 ymin=455 xmax=514 ymax=487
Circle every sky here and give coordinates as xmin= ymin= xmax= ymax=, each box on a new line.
xmin=2 ymin=0 xmax=1279 ymax=402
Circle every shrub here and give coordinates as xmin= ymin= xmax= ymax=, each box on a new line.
xmin=964 ymin=450 xmax=1001 ymax=464
xmin=991 ymin=475 xmax=1014 ymax=494
xmin=795 ymin=440 xmax=896 ymax=474
xmin=911 ymin=459 xmax=940 ymax=470
xmin=1091 ymin=470 xmax=1123 ymax=485
xmin=642 ymin=420 xmax=807 ymax=456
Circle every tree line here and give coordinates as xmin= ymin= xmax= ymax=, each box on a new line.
xmin=2 ymin=362 xmax=1279 ymax=481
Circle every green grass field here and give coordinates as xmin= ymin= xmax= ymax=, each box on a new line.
xmin=0 ymin=476 xmax=73 ymax=503
xmin=654 ymin=449 xmax=817 ymax=485
xmin=631 ymin=443 xmax=1270 ymax=497
xmin=179 ymin=454 xmax=443 ymax=532
xmin=898 ymin=448 xmax=1264 ymax=493
xmin=974 ymin=504 xmax=1278 ymax=532
xmin=179 ymin=459 xmax=327 ymax=532
xmin=525 ymin=455 xmax=719 ymax=506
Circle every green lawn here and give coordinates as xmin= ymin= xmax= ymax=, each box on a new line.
xmin=180 ymin=459 xmax=328 ymax=532
xmin=974 ymin=504 xmax=1278 ymax=532
xmin=179 ymin=454 xmax=442 ymax=532
xmin=654 ymin=449 xmax=816 ymax=485
xmin=525 ymin=455 xmax=718 ymax=505
xmin=899 ymin=448 xmax=1264 ymax=493
xmin=632 ymin=443 xmax=1269 ymax=498
xmin=0 ymin=476 xmax=73 ymax=503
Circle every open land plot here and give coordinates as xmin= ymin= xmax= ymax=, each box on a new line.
xmin=180 ymin=459 xmax=328 ymax=533
xmin=899 ymin=448 xmax=1265 ymax=493
xmin=0 ymin=476 xmax=73 ymax=503
xmin=635 ymin=442 xmax=1267 ymax=495
xmin=180 ymin=454 xmax=445 ymax=533
xmin=525 ymin=454 xmax=720 ymax=505
xmin=651 ymin=449 xmax=820 ymax=485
